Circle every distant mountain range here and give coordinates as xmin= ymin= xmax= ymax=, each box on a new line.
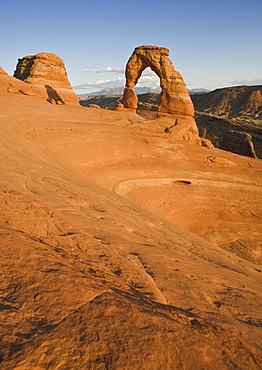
xmin=77 ymin=86 xmax=210 ymax=98
xmin=189 ymin=88 xmax=211 ymax=93
xmin=79 ymin=85 xmax=262 ymax=123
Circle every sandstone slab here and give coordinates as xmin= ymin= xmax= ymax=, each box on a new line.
xmin=0 ymin=66 xmax=8 ymax=75
xmin=1 ymin=69 xmax=262 ymax=369
xmin=0 ymin=66 xmax=35 ymax=96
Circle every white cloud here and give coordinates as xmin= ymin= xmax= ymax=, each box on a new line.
xmin=232 ymin=77 xmax=262 ymax=85
xmin=82 ymin=66 xmax=125 ymax=74
xmin=82 ymin=68 xmax=101 ymax=73
xmin=73 ymin=77 xmax=125 ymax=90
xmin=74 ymin=68 xmax=161 ymax=92
xmin=140 ymin=75 xmax=159 ymax=82
xmin=103 ymin=66 xmax=125 ymax=74
xmin=140 ymin=68 xmax=156 ymax=76
xmin=136 ymin=74 xmax=160 ymax=87
xmin=182 ymin=72 xmax=196 ymax=77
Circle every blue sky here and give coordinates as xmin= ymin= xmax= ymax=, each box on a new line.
xmin=1 ymin=0 xmax=261 ymax=94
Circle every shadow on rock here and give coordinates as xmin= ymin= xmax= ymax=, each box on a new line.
xmin=45 ymin=85 xmax=65 ymax=105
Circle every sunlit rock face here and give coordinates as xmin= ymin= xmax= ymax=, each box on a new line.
xmin=14 ymin=52 xmax=79 ymax=105
xmin=123 ymin=45 xmax=199 ymax=141
xmin=0 ymin=66 xmax=35 ymax=95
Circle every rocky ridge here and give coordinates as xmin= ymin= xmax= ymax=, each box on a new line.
xmin=191 ymin=85 xmax=262 ymax=122
xmin=195 ymin=112 xmax=262 ymax=159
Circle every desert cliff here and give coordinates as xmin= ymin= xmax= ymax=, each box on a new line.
xmin=191 ymin=85 xmax=262 ymax=121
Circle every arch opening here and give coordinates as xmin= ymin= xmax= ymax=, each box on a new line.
xmin=135 ymin=68 xmax=160 ymax=119
xmin=136 ymin=68 xmax=160 ymax=93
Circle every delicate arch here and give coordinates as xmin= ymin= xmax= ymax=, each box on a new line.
xmin=122 ymin=45 xmax=194 ymax=119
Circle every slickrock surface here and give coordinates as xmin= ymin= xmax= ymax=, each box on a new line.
xmin=0 ymin=67 xmax=8 ymax=75
xmin=0 ymin=66 xmax=35 ymax=96
xmin=123 ymin=46 xmax=199 ymax=141
xmin=14 ymin=53 xmax=79 ymax=105
xmin=0 ymin=89 xmax=262 ymax=369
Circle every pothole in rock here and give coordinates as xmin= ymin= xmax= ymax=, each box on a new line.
xmin=173 ymin=180 xmax=192 ymax=185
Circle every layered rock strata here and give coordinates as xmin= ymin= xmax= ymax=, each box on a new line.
xmin=14 ymin=53 xmax=79 ymax=105
xmin=220 ymin=130 xmax=258 ymax=158
xmin=123 ymin=46 xmax=199 ymax=141
xmin=191 ymin=85 xmax=262 ymax=119
xmin=0 ymin=66 xmax=35 ymax=96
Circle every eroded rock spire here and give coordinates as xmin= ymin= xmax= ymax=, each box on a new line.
xmin=14 ymin=53 xmax=79 ymax=106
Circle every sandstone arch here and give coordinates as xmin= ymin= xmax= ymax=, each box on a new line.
xmin=123 ymin=46 xmax=199 ymax=141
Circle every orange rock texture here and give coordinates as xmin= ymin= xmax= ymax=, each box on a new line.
xmin=0 ymin=66 xmax=8 ymax=75
xmin=220 ymin=130 xmax=257 ymax=158
xmin=123 ymin=46 xmax=198 ymax=141
xmin=191 ymin=85 xmax=262 ymax=119
xmin=0 ymin=66 xmax=35 ymax=96
xmin=0 ymin=54 xmax=262 ymax=369
xmin=14 ymin=52 xmax=79 ymax=105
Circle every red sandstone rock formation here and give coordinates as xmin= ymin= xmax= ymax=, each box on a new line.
xmin=191 ymin=85 xmax=262 ymax=119
xmin=123 ymin=46 xmax=200 ymax=141
xmin=0 ymin=66 xmax=8 ymax=75
xmin=220 ymin=130 xmax=258 ymax=158
xmin=0 ymin=66 xmax=35 ymax=96
xmin=114 ymin=102 xmax=126 ymax=111
xmin=14 ymin=53 xmax=79 ymax=106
